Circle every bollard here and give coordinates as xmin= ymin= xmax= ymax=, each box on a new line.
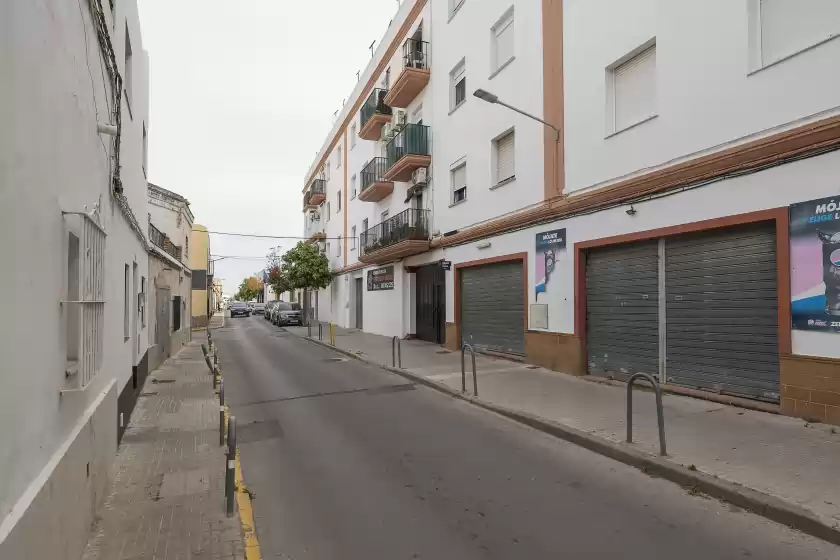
xmin=460 ymin=344 xmax=478 ymax=396
xmin=201 ymin=343 xmax=208 ymax=356
xmin=329 ymin=323 xmax=335 ymax=346
xmin=392 ymin=336 xmax=402 ymax=368
xmin=213 ymin=365 xmax=219 ymax=390
xmin=219 ymin=380 xmax=226 ymax=446
xmin=318 ymin=323 xmax=323 ymax=341
xmin=225 ymin=416 xmax=236 ymax=517
xmin=308 ymin=321 xmax=312 ymax=338
xmin=626 ymin=372 xmax=667 ymax=456
xmin=213 ymin=347 xmax=218 ymax=367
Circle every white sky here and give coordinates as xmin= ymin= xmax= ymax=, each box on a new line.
xmin=138 ymin=0 xmax=402 ymax=296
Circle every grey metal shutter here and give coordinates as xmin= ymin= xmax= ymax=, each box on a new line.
xmin=587 ymin=241 xmax=659 ymax=378
xmin=460 ymin=261 xmax=524 ymax=355
xmin=665 ymin=223 xmax=779 ymax=401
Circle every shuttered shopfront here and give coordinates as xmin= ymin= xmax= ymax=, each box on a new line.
xmin=460 ymin=260 xmax=525 ymax=355
xmin=586 ymin=222 xmax=780 ymax=402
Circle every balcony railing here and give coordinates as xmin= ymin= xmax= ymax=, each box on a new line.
xmin=149 ymin=223 xmax=183 ymax=262
xmin=402 ymin=38 xmax=430 ymax=70
xmin=386 ymin=123 xmax=430 ymax=168
xmin=305 ymin=179 xmax=326 ymax=207
xmin=360 ymin=158 xmax=390 ymax=193
xmin=360 ymin=208 xmax=430 ymax=256
xmin=360 ymin=88 xmax=392 ymax=130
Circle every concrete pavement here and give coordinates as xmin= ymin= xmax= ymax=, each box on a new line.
xmin=82 ymin=342 xmax=244 ymax=560
xmin=287 ymin=323 xmax=840 ymax=539
xmin=214 ymin=315 xmax=839 ymax=558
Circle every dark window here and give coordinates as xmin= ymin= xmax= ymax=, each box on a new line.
xmin=455 ymin=76 xmax=466 ymax=106
xmin=173 ymin=296 xmax=182 ymax=331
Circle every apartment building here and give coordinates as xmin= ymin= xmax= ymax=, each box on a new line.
xmin=147 ymin=184 xmax=194 ymax=370
xmin=190 ymin=224 xmax=213 ymax=326
xmin=301 ymin=0 xmax=840 ymax=423
xmin=0 ymin=0 xmax=153 ymax=556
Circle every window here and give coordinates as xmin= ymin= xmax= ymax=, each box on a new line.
xmin=493 ymin=130 xmax=515 ymax=185
xmin=362 ymin=218 xmax=368 ymax=233
xmin=351 ymin=226 xmax=357 ymax=250
xmin=185 ymin=235 xmax=189 ymax=258
xmin=385 ymin=67 xmax=391 ymax=89
xmin=124 ymin=23 xmax=133 ymax=116
xmin=337 ymin=145 xmax=342 ymax=168
xmin=326 ymin=202 xmax=331 ymax=221
xmin=449 ymin=0 xmax=466 ymax=19
xmin=140 ymin=276 xmax=146 ymax=327
xmin=124 ymin=264 xmax=130 ymax=339
xmin=351 ymin=174 xmax=357 ymax=199
xmin=142 ymin=122 xmax=148 ymax=176
xmin=450 ymin=60 xmax=466 ymax=111
xmin=337 ymin=235 xmax=342 ymax=257
xmin=326 ymin=242 xmax=331 ymax=256
xmin=337 ymin=190 xmax=342 ymax=211
xmin=173 ymin=296 xmax=182 ymax=331
xmin=607 ymin=42 xmax=656 ymax=134
xmin=491 ymin=8 xmax=515 ymax=74
xmin=452 ymin=163 xmax=467 ymax=204
xmin=324 ymin=162 xmax=331 ymax=181
xmin=753 ymin=0 xmax=840 ymax=68
xmin=381 ymin=210 xmax=390 ymax=222
xmin=66 ymin=233 xmax=80 ymax=368
xmin=351 ymin=123 xmax=357 ymax=148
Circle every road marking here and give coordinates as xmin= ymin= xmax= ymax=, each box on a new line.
xmin=235 ymin=449 xmax=262 ymax=560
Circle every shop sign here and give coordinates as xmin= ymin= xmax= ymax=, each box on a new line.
xmin=439 ymin=260 xmax=452 ymax=271
xmin=790 ymin=195 xmax=840 ymax=332
xmin=367 ymin=265 xmax=395 ymax=291
xmin=535 ymin=228 xmax=566 ymax=298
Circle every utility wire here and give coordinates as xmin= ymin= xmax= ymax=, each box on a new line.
xmin=195 ymin=228 xmax=349 ymax=240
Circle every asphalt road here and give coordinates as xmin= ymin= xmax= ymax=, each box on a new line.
xmin=215 ymin=315 xmax=839 ymax=560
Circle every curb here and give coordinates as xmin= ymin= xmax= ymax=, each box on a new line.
xmin=300 ymin=335 xmax=840 ymax=546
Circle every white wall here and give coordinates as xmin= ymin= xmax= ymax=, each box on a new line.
xmin=0 ymin=0 xmax=151 ymax=556
xmin=563 ymin=0 xmax=840 ymax=193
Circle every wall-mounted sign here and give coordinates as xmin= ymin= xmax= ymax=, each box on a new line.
xmin=535 ymin=228 xmax=566 ymax=298
xmin=790 ymin=195 xmax=840 ymax=332
xmin=367 ymin=265 xmax=395 ymax=291
xmin=439 ymin=260 xmax=452 ymax=271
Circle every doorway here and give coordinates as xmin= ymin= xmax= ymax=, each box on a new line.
xmin=156 ymin=287 xmax=171 ymax=359
xmin=416 ymin=264 xmax=445 ymax=343
xmin=355 ymin=278 xmax=364 ymax=330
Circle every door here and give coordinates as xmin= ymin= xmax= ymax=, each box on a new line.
xmin=665 ymin=223 xmax=779 ymax=401
xmin=460 ymin=260 xmax=524 ymax=355
xmin=156 ymin=288 xmax=171 ymax=359
xmin=586 ymin=241 xmax=659 ymax=378
xmin=416 ymin=264 xmax=445 ymax=343
xmin=355 ymin=278 xmax=364 ymax=329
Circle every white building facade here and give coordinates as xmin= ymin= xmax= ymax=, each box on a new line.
xmin=0 ymin=0 xmax=154 ymax=557
xmin=301 ymin=0 xmax=840 ymax=424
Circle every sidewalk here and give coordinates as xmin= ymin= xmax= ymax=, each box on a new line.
xmin=288 ymin=324 xmax=840 ymax=536
xmin=82 ymin=342 xmax=244 ymax=560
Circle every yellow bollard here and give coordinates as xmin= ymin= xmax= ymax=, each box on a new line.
xmin=329 ymin=323 xmax=335 ymax=346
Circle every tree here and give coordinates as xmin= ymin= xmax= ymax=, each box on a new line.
xmin=266 ymin=247 xmax=290 ymax=297
xmin=235 ymin=276 xmax=262 ymax=302
xmin=281 ymin=241 xmax=331 ymax=291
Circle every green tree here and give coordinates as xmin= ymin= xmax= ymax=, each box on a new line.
xmin=266 ymin=248 xmax=290 ymax=297
xmin=281 ymin=241 xmax=331 ymax=291
xmin=235 ymin=276 xmax=262 ymax=301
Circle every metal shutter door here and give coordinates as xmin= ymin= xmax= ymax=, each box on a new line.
xmin=461 ymin=261 xmax=524 ymax=355
xmin=665 ymin=223 xmax=780 ymax=401
xmin=587 ymin=241 xmax=659 ymax=377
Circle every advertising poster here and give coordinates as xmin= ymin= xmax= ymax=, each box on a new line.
xmin=790 ymin=195 xmax=840 ymax=332
xmin=535 ymin=228 xmax=566 ymax=298
xmin=367 ymin=265 xmax=395 ymax=291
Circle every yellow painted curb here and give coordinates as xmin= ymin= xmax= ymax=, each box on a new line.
xmin=235 ymin=450 xmax=261 ymax=560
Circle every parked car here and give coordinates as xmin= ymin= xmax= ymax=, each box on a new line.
xmin=252 ymin=302 xmax=266 ymax=315
xmin=229 ymin=301 xmax=250 ymax=318
xmin=264 ymin=301 xmax=278 ymax=320
xmin=271 ymin=302 xmax=302 ymax=326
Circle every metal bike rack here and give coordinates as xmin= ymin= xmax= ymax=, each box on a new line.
xmin=392 ymin=336 xmax=402 ymax=368
xmin=460 ymin=344 xmax=478 ymax=396
xmin=626 ymin=372 xmax=667 ymax=456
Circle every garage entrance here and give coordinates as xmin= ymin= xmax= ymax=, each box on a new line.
xmin=460 ymin=259 xmax=525 ymax=355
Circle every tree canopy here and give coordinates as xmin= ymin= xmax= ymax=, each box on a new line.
xmin=281 ymin=242 xmax=331 ymax=291
xmin=235 ymin=276 xmax=262 ymax=301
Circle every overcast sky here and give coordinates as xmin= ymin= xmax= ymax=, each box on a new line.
xmin=138 ymin=0 xmax=402 ymax=296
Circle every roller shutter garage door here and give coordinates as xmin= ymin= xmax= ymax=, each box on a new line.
xmin=586 ymin=241 xmax=660 ymax=378
xmin=665 ymin=223 xmax=779 ymax=401
xmin=460 ymin=261 xmax=524 ymax=355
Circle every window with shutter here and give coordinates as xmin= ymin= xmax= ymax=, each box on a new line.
xmin=495 ymin=130 xmax=515 ymax=184
xmin=452 ymin=164 xmax=467 ymax=203
xmin=492 ymin=9 xmax=514 ymax=73
xmin=450 ymin=60 xmax=466 ymax=111
xmin=758 ymin=0 xmax=840 ymax=66
xmin=610 ymin=44 xmax=656 ymax=133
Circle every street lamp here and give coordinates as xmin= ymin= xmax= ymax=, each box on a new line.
xmin=473 ymin=88 xmax=562 ymax=194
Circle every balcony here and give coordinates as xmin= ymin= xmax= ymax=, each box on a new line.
xmin=304 ymin=211 xmax=325 ymax=241
xmin=359 ymin=88 xmax=392 ymax=140
xmin=359 ymin=208 xmax=430 ymax=264
xmin=384 ymin=39 xmax=430 ymax=109
xmin=359 ymin=158 xmax=394 ymax=202
xmin=149 ymin=223 xmax=183 ymax=262
xmin=304 ymin=178 xmax=326 ymax=209
xmin=383 ymin=123 xmax=431 ymax=182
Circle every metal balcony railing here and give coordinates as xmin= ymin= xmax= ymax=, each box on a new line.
xmin=305 ymin=179 xmax=326 ymax=206
xmin=149 ymin=223 xmax=183 ymax=262
xmin=360 ymin=158 xmax=390 ymax=193
xmin=360 ymin=208 xmax=430 ymax=255
xmin=402 ymin=38 xmax=430 ymax=70
xmin=360 ymin=88 xmax=392 ymax=130
xmin=386 ymin=123 xmax=430 ymax=169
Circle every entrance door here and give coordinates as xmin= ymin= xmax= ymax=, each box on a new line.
xmin=416 ymin=264 xmax=445 ymax=343
xmin=156 ymin=288 xmax=171 ymax=359
xmin=355 ymin=278 xmax=364 ymax=329
xmin=460 ymin=260 xmax=525 ymax=355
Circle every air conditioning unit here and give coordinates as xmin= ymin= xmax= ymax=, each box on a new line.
xmin=310 ymin=211 xmax=321 ymax=221
xmin=393 ymin=109 xmax=407 ymax=128
xmin=380 ymin=123 xmax=394 ymax=142
xmin=411 ymin=167 xmax=428 ymax=186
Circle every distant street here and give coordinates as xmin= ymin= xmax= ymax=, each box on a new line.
xmin=215 ymin=315 xmax=838 ymax=560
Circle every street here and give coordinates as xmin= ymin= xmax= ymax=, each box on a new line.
xmin=215 ymin=315 xmax=839 ymax=560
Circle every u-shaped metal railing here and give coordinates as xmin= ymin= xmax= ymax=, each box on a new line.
xmin=626 ymin=372 xmax=667 ymax=456
xmin=461 ymin=344 xmax=478 ymax=396
xmin=392 ymin=336 xmax=402 ymax=368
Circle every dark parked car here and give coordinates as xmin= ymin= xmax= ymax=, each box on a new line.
xmin=271 ymin=302 xmax=302 ymax=326
xmin=229 ymin=301 xmax=250 ymax=318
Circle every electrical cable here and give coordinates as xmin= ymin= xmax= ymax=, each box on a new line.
xmin=196 ymin=229 xmax=350 ymax=240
